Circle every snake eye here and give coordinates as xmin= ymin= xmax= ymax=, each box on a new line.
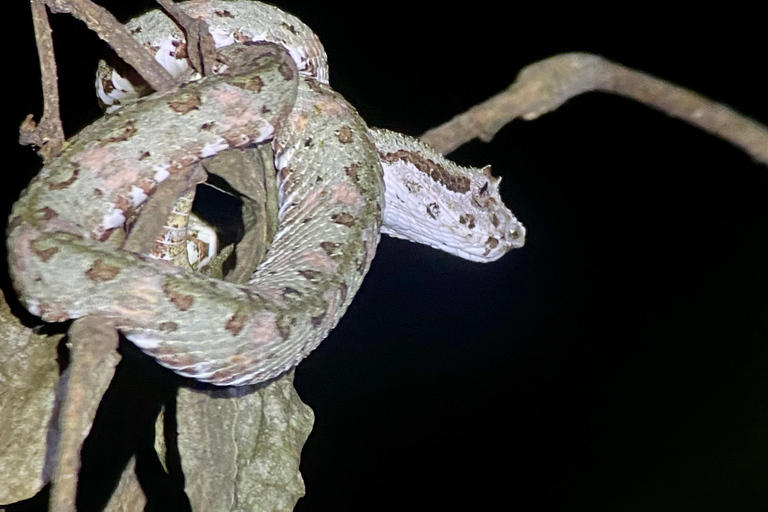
xmin=472 ymin=181 xmax=493 ymax=208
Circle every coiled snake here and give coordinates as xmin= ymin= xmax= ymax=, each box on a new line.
xmin=8 ymin=0 xmax=525 ymax=386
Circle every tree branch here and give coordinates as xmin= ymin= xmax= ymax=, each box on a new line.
xmin=45 ymin=0 xmax=176 ymax=92
xmin=155 ymin=0 xmax=218 ymax=76
xmin=19 ymin=0 xmax=65 ymax=160
xmin=421 ymin=53 xmax=768 ymax=165
xmin=49 ymin=317 xmax=121 ymax=512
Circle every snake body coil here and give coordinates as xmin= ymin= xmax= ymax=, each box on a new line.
xmin=9 ymin=1 xmax=524 ymax=386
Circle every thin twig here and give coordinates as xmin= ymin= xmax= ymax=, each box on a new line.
xmin=20 ymin=0 xmax=66 ymax=160
xmin=156 ymin=0 xmax=218 ymax=75
xmin=421 ymin=53 xmax=768 ymax=165
xmin=45 ymin=0 xmax=176 ymax=92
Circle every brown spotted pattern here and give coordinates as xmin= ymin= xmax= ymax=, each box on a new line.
xmin=167 ymin=92 xmax=203 ymax=114
xmin=380 ymin=150 xmax=471 ymax=193
xmin=85 ymin=259 xmax=121 ymax=282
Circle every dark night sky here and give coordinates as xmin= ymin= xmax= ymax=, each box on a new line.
xmin=3 ymin=2 xmax=767 ymax=511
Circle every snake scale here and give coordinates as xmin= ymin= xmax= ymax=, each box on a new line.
xmin=8 ymin=0 xmax=525 ymax=386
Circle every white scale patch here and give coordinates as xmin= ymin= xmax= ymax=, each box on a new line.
xmin=201 ymin=137 xmax=230 ymax=157
xmin=130 ymin=185 xmax=149 ymax=207
xmin=274 ymin=146 xmax=296 ymax=170
xmin=154 ymin=37 xmax=192 ymax=78
xmin=25 ymin=298 xmax=42 ymax=317
xmin=102 ymin=204 xmax=127 ymax=230
xmin=209 ymin=26 xmax=236 ymax=48
xmin=125 ymin=332 xmax=160 ymax=350
xmin=97 ymin=69 xmax=138 ymax=113
xmin=153 ymin=164 xmax=171 ymax=183
xmin=187 ymin=221 xmax=218 ymax=268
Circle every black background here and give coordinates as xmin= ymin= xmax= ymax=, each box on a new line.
xmin=3 ymin=1 xmax=767 ymax=511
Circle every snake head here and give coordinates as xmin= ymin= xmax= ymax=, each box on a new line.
xmin=372 ymin=129 xmax=525 ymax=263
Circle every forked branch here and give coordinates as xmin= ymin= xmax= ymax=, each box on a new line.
xmin=20 ymin=0 xmax=65 ymax=160
xmin=421 ymin=53 xmax=768 ymax=164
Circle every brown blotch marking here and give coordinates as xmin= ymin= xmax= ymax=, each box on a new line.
xmin=459 ymin=214 xmax=476 ymax=229
xmin=426 ymin=203 xmax=440 ymax=220
xmin=336 ymin=126 xmax=353 ymax=144
xmin=201 ymin=122 xmax=215 ymax=130
xmin=101 ymin=77 xmax=115 ymax=94
xmin=225 ymin=310 xmax=248 ymax=336
xmin=33 ymin=245 xmax=58 ymax=263
xmin=311 ymin=299 xmax=331 ymax=328
xmin=171 ymin=41 xmax=188 ymax=60
xmin=277 ymin=166 xmax=293 ymax=183
xmin=156 ymin=349 xmax=197 ymax=370
xmin=139 ymin=151 xmax=151 ymax=160
xmin=490 ymin=213 xmax=500 ymax=228
xmin=320 ymin=241 xmax=342 ymax=256
xmin=168 ymin=92 xmax=202 ymax=114
xmin=298 ymin=269 xmax=322 ymax=281
xmin=36 ymin=207 xmax=58 ymax=221
xmin=486 ymin=237 xmax=499 ymax=249
xmin=233 ymin=30 xmax=251 ymax=43
xmin=114 ymin=196 xmax=132 ymax=214
xmin=48 ymin=167 xmax=79 ymax=190
xmin=344 ymin=162 xmax=360 ymax=183
xmin=215 ymin=9 xmax=234 ymax=17
xmin=162 ymin=281 xmax=195 ymax=311
xmin=332 ymin=212 xmax=355 ymax=227
xmin=261 ymin=105 xmax=271 ymax=114
xmin=104 ymin=120 xmax=138 ymax=143
xmin=278 ymin=61 xmax=295 ymax=81
xmin=277 ymin=321 xmax=291 ymax=341
xmin=283 ymin=287 xmax=303 ymax=300
xmin=380 ymin=150 xmax=470 ymax=193
xmin=311 ymin=312 xmax=325 ymax=328
xmin=8 ymin=216 xmax=22 ymax=232
xmin=306 ymin=79 xmax=324 ymax=94
xmin=85 ymin=259 xmax=121 ymax=282
xmin=159 ymin=321 xmax=178 ymax=333
xmin=232 ymin=74 xmax=264 ymax=93
xmin=281 ymin=21 xmax=299 ymax=34
xmin=339 ymin=282 xmax=348 ymax=303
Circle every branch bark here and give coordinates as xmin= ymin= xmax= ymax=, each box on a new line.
xmin=45 ymin=0 xmax=176 ymax=92
xmin=421 ymin=53 xmax=768 ymax=165
xmin=19 ymin=0 xmax=66 ymax=160
xmin=155 ymin=0 xmax=218 ymax=75
xmin=49 ymin=317 xmax=121 ymax=512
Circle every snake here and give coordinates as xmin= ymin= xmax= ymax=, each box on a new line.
xmin=8 ymin=0 xmax=525 ymax=386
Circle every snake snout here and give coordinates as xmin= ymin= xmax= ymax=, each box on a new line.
xmin=507 ymin=220 xmax=526 ymax=248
